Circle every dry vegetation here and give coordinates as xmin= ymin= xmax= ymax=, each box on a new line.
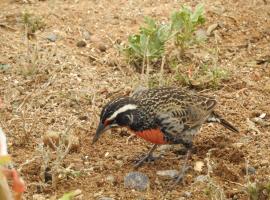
xmin=0 ymin=0 xmax=270 ymax=199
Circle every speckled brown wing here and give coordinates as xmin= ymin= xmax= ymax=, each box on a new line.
xmin=155 ymin=97 xmax=217 ymax=143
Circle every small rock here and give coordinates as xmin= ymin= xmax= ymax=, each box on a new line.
xmin=157 ymin=144 xmax=174 ymax=152
xmin=195 ymin=29 xmax=207 ymax=41
xmin=195 ymin=175 xmax=208 ymax=183
xmin=99 ymin=197 xmax=114 ymax=200
xmin=247 ymin=166 xmax=256 ymax=175
xmin=261 ymin=160 xmax=269 ymax=166
xmin=156 ymin=170 xmax=178 ymax=179
xmin=77 ymin=40 xmax=87 ymax=47
xmin=98 ymin=44 xmax=107 ymax=52
xmin=233 ymin=142 xmax=244 ymax=148
xmin=106 ymin=175 xmax=116 ymax=185
xmin=115 ymin=160 xmax=124 ymax=167
xmin=124 ymin=172 xmax=149 ymax=191
xmin=194 ymin=161 xmax=204 ymax=172
xmin=178 ymin=198 xmax=185 ymax=200
xmin=46 ymin=33 xmax=57 ymax=42
xmin=82 ymin=30 xmax=92 ymax=40
xmin=207 ymin=23 xmax=219 ymax=36
xmin=78 ymin=115 xmax=88 ymax=121
xmin=183 ymin=191 xmax=192 ymax=198
xmin=32 ymin=194 xmax=46 ymax=200
xmin=104 ymin=152 xmax=110 ymax=157
xmin=0 ymin=64 xmax=10 ymax=71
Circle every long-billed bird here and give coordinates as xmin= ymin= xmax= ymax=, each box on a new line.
xmin=92 ymin=87 xmax=238 ymax=184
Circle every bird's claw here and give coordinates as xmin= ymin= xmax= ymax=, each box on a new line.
xmin=133 ymin=154 xmax=160 ymax=169
xmin=170 ymin=165 xmax=191 ymax=187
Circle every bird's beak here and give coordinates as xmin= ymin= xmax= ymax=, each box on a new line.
xmin=92 ymin=122 xmax=110 ymax=144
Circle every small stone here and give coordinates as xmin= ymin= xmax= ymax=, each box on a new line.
xmin=124 ymin=172 xmax=149 ymax=191
xmin=77 ymin=40 xmax=87 ymax=47
xmin=183 ymin=191 xmax=192 ymax=198
xmin=0 ymin=64 xmax=10 ymax=71
xmin=106 ymin=175 xmax=116 ymax=185
xmin=82 ymin=30 xmax=92 ymax=40
xmin=47 ymin=33 xmax=57 ymax=42
xmin=32 ymin=194 xmax=46 ymax=200
xmin=78 ymin=115 xmax=88 ymax=121
xmin=156 ymin=170 xmax=178 ymax=179
xmin=178 ymin=198 xmax=185 ymax=200
xmin=194 ymin=161 xmax=204 ymax=172
xmin=261 ymin=160 xmax=268 ymax=166
xmin=115 ymin=160 xmax=123 ymax=167
xmin=99 ymin=197 xmax=114 ymax=200
xmin=195 ymin=175 xmax=208 ymax=183
xmin=207 ymin=23 xmax=219 ymax=36
xmin=195 ymin=29 xmax=207 ymax=41
xmin=98 ymin=44 xmax=107 ymax=52
xmin=247 ymin=166 xmax=256 ymax=175
xmin=157 ymin=144 xmax=174 ymax=152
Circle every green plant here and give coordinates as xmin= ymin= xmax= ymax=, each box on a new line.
xmin=246 ymin=181 xmax=270 ymax=200
xmin=171 ymin=4 xmax=205 ymax=55
xmin=123 ymin=17 xmax=171 ymax=66
xmin=22 ymin=11 xmax=45 ymax=38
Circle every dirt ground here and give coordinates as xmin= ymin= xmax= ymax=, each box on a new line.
xmin=0 ymin=0 xmax=270 ymax=199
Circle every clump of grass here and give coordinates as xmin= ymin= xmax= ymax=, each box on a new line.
xmin=169 ymin=62 xmax=228 ymax=89
xmin=21 ymin=11 xmax=45 ymax=39
xmin=123 ymin=17 xmax=171 ymax=68
xmin=245 ymin=181 xmax=270 ymax=200
xmin=171 ymin=4 xmax=205 ymax=56
xmin=122 ymin=4 xmax=205 ymax=66
xmin=38 ymin=122 xmax=80 ymax=188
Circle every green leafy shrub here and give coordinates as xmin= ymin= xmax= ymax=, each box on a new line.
xmin=123 ymin=17 xmax=171 ymax=65
xmin=171 ymin=4 xmax=205 ymax=55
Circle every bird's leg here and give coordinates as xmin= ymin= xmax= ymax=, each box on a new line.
xmin=134 ymin=144 xmax=158 ymax=169
xmin=171 ymin=142 xmax=193 ymax=187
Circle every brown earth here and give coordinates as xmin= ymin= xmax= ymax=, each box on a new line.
xmin=0 ymin=0 xmax=270 ymax=199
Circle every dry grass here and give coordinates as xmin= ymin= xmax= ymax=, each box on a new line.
xmin=0 ymin=0 xmax=270 ymax=199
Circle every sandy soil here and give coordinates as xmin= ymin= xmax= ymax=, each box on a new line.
xmin=0 ymin=0 xmax=270 ymax=199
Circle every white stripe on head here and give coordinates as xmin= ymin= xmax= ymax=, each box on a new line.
xmin=107 ymin=104 xmax=137 ymax=121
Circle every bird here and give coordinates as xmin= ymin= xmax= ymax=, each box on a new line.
xmin=92 ymin=87 xmax=238 ymax=184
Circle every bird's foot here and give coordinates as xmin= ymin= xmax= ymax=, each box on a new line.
xmin=133 ymin=153 xmax=161 ymax=169
xmin=170 ymin=165 xmax=191 ymax=187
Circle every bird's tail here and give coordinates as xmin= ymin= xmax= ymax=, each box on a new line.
xmin=207 ymin=111 xmax=239 ymax=133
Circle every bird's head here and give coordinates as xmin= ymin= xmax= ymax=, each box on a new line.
xmin=92 ymin=97 xmax=138 ymax=144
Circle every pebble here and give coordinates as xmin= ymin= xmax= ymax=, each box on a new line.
xmin=207 ymin=23 xmax=219 ymax=36
xmin=46 ymin=33 xmax=57 ymax=42
xmin=157 ymin=144 xmax=174 ymax=152
xmin=106 ymin=175 xmax=116 ymax=185
xmin=195 ymin=29 xmax=207 ymax=41
xmin=99 ymin=197 xmax=114 ymax=200
xmin=32 ymin=194 xmax=46 ymax=200
xmin=124 ymin=172 xmax=149 ymax=191
xmin=98 ymin=43 xmax=107 ymax=52
xmin=156 ymin=170 xmax=178 ymax=179
xmin=261 ymin=160 xmax=269 ymax=166
xmin=183 ymin=191 xmax=192 ymax=198
xmin=195 ymin=175 xmax=208 ymax=183
xmin=82 ymin=30 xmax=92 ymax=40
xmin=115 ymin=160 xmax=124 ymax=167
xmin=247 ymin=166 xmax=256 ymax=175
xmin=77 ymin=40 xmax=87 ymax=47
